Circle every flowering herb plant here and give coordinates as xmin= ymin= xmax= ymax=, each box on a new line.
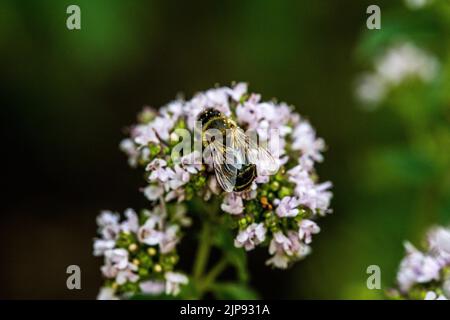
xmin=94 ymin=83 xmax=332 ymax=299
xmin=390 ymin=226 xmax=450 ymax=300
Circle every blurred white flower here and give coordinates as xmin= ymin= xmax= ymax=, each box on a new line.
xmin=443 ymin=279 xmax=450 ymax=298
xmin=97 ymin=287 xmax=119 ymax=300
xmin=227 ymin=82 xmax=247 ymax=101
xmin=159 ymin=225 xmax=180 ymax=254
xmin=424 ymin=291 xmax=447 ymax=300
xmin=104 ymin=248 xmax=129 ymax=270
xmin=139 ymin=280 xmax=165 ymax=295
xmin=93 ymin=239 xmax=115 ymax=256
xmin=427 ymin=226 xmax=450 ymax=264
xmin=396 ymin=242 xmax=441 ymax=292
xmin=355 ymin=42 xmax=439 ymax=106
xmin=121 ymin=208 xmax=139 ymax=233
xmin=119 ymin=139 xmax=139 ymax=167
xmin=116 ymin=263 xmax=139 ymax=285
xmin=355 ymin=73 xmax=387 ymax=107
xmin=133 ymin=115 xmax=175 ymax=147
xmin=404 ymin=0 xmax=432 ymax=10
xmin=97 ymin=210 xmax=120 ymax=240
xmin=236 ymin=100 xmax=263 ymax=130
xmin=165 ymin=272 xmax=188 ymax=296
xmin=265 ymin=252 xmax=290 ymax=269
xmin=376 ymin=43 xmax=438 ymax=85
xmin=143 ymin=184 xmax=164 ymax=201
xmin=298 ymin=219 xmax=320 ymax=244
xmin=138 ymin=217 xmax=164 ymax=246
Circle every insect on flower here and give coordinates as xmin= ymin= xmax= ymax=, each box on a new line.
xmin=198 ymin=108 xmax=278 ymax=192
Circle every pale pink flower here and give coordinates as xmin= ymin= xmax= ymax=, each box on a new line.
xmin=298 ymin=219 xmax=320 ymax=244
xmin=143 ymin=184 xmax=164 ymax=201
xmin=97 ymin=287 xmax=119 ymax=300
xmin=138 ymin=217 xmax=164 ymax=246
xmin=121 ymin=208 xmax=139 ymax=233
xmin=291 ymin=121 xmax=325 ymax=163
xmin=227 ymin=82 xmax=247 ymax=101
xmin=93 ymin=239 xmax=115 ymax=256
xmin=146 ymin=159 xmax=170 ymax=182
xmin=159 ymin=225 xmax=180 ymax=254
xmin=274 ymin=196 xmax=300 ymax=218
xmin=234 ymin=223 xmax=266 ymax=251
xmin=139 ymin=280 xmax=165 ymax=295
xmin=424 ymin=291 xmax=448 ymax=300
xmin=221 ymin=193 xmax=244 ymax=215
xmin=427 ymin=227 xmax=450 ymax=264
xmin=116 ymin=263 xmax=139 ymax=285
xmin=165 ymin=272 xmax=188 ymax=296
xmin=397 ymin=242 xmax=441 ymax=292
xmin=104 ymin=248 xmax=129 ymax=270
xmin=119 ymin=138 xmax=139 ymax=167
xmin=180 ymin=151 xmax=203 ymax=174
xmin=166 ymin=165 xmax=190 ymax=190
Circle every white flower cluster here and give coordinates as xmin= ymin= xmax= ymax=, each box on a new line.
xmin=118 ymin=83 xmax=332 ymax=270
xmin=395 ymin=226 xmax=450 ymax=300
xmin=94 ymin=207 xmax=190 ymax=299
xmin=355 ymin=42 xmax=439 ymax=107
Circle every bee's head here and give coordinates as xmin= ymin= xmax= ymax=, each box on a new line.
xmin=197 ymin=108 xmax=223 ymax=127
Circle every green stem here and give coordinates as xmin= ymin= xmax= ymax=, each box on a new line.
xmin=199 ymin=257 xmax=228 ymax=294
xmin=193 ymin=222 xmax=212 ymax=280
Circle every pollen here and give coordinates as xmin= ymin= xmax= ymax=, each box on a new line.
xmin=260 ymin=196 xmax=273 ymax=210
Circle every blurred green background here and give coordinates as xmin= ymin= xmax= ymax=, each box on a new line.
xmin=1 ymin=0 xmax=449 ymax=299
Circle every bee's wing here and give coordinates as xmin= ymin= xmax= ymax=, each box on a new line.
xmin=209 ymin=141 xmax=238 ymax=192
xmin=231 ymin=128 xmax=279 ymax=176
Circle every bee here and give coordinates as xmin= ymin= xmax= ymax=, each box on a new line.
xmin=198 ymin=108 xmax=278 ymax=192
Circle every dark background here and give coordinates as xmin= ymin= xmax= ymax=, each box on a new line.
xmin=2 ymin=0 xmax=448 ymax=299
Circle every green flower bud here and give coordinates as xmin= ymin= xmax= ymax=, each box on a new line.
xmin=195 ymin=175 xmax=206 ymax=189
xmin=279 ymin=186 xmax=291 ymax=199
xmin=239 ymin=218 xmax=247 ymax=228
xmin=149 ymin=144 xmax=161 ymax=156
xmin=153 ymin=264 xmax=163 ymax=273
xmin=270 ymin=181 xmax=280 ymax=191
xmin=138 ymin=268 xmax=149 ymax=277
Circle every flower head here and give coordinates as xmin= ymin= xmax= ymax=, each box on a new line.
xmin=393 ymin=226 xmax=450 ymax=299
xmin=96 ymin=83 xmax=333 ymax=299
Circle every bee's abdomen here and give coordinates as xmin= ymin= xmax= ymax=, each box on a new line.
xmin=234 ymin=164 xmax=257 ymax=192
xmin=198 ymin=108 xmax=223 ymax=127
